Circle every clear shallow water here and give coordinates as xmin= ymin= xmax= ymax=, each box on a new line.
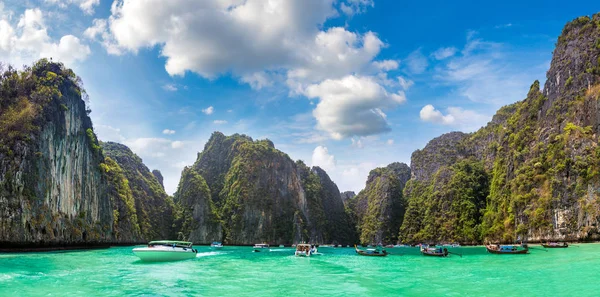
xmin=1 ymin=244 xmax=598 ymax=296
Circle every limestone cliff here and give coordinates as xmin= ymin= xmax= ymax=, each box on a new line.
xmin=402 ymin=13 xmax=600 ymax=243
xmin=0 ymin=60 xmax=112 ymax=247
xmin=347 ymin=162 xmax=411 ymax=245
xmin=176 ymin=132 xmax=353 ymax=245
xmin=101 ymin=142 xmax=175 ymax=241
xmin=340 ymin=191 xmax=356 ymax=205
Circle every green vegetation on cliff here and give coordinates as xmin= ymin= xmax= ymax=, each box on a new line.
xmin=347 ymin=163 xmax=410 ymax=245
xmin=401 ymin=159 xmax=488 ymax=244
xmin=402 ymin=13 xmax=600 ymax=243
xmin=0 ymin=59 xmax=112 ymax=246
xmin=101 ymin=142 xmax=176 ymax=241
xmin=175 ymin=132 xmax=354 ymax=245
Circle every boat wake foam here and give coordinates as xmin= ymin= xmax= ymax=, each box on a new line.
xmin=196 ymin=251 xmax=226 ymax=257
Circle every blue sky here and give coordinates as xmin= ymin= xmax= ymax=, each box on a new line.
xmin=1 ymin=0 xmax=598 ymax=194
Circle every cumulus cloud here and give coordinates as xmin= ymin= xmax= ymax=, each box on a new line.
xmin=45 ymin=0 xmax=100 ymax=15
xmin=432 ymin=47 xmax=457 ymax=60
xmin=311 ymin=146 xmax=336 ymax=173
xmin=419 ymin=104 xmax=455 ymax=125
xmin=304 ymin=75 xmax=406 ymax=139
xmin=89 ymin=0 xmax=337 ymax=77
xmin=87 ymin=0 xmax=406 ymax=140
xmin=0 ymin=8 xmax=90 ymax=66
xmin=162 ymin=129 xmax=176 ymax=135
xmin=286 ymin=27 xmax=387 ymax=92
xmin=213 ymin=120 xmax=228 ymax=125
xmin=202 ymin=106 xmax=214 ymax=115
xmin=420 ymin=104 xmax=489 ymax=131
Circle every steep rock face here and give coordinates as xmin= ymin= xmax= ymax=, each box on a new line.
xmin=100 ymin=156 xmax=142 ymax=242
xmin=0 ymin=60 xmax=112 ymax=247
xmin=102 ymin=142 xmax=175 ymax=241
xmin=347 ymin=162 xmax=411 ymax=245
xmin=174 ymin=167 xmax=222 ymax=243
xmin=192 ymin=132 xmax=252 ymax=207
xmin=152 ymin=170 xmax=164 ymax=190
xmin=400 ymin=159 xmax=489 ymax=244
xmin=176 ymin=132 xmax=353 ymax=245
xmin=404 ymin=13 xmax=600 ymax=243
xmin=340 ymin=191 xmax=356 ymax=204
xmin=296 ymin=163 xmax=357 ymax=244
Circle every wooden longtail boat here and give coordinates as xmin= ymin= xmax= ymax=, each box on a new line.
xmin=355 ymin=245 xmax=388 ymax=257
xmin=541 ymin=242 xmax=568 ymax=248
xmin=486 ymin=244 xmax=529 ymax=254
xmin=420 ymin=245 xmax=449 ymax=257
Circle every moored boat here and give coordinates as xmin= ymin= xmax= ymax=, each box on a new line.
xmin=253 ymin=243 xmax=269 ymax=252
xmin=355 ymin=245 xmax=388 ymax=257
xmin=542 ymin=242 xmax=568 ymax=248
xmin=295 ymin=244 xmax=314 ymax=257
xmin=133 ymin=241 xmax=197 ymax=262
xmin=486 ymin=244 xmax=529 ymax=254
xmin=210 ymin=241 xmax=223 ymax=249
xmin=420 ymin=245 xmax=449 ymax=257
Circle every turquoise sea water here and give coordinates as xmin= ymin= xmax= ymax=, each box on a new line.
xmin=0 ymin=244 xmax=598 ymax=296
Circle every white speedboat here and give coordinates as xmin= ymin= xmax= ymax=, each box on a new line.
xmin=253 ymin=243 xmax=269 ymax=252
xmin=133 ymin=241 xmax=197 ymax=262
xmin=211 ymin=241 xmax=223 ymax=249
xmin=295 ymin=244 xmax=318 ymax=257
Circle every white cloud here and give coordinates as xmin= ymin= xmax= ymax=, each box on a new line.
xmin=351 ymin=138 xmax=364 ymax=149
xmin=286 ymin=27 xmax=387 ymax=93
xmin=241 ymin=72 xmax=273 ymax=90
xmin=311 ymin=146 xmax=336 ymax=173
xmin=372 ymin=59 xmax=398 ymax=71
xmin=435 ymin=38 xmax=540 ymax=106
xmin=95 ymin=124 xmax=126 ymax=143
xmin=338 ymin=161 xmax=376 ymax=193
xmin=45 ymin=0 xmax=100 ymax=15
xmin=386 ymin=139 xmax=394 ymax=145
xmin=171 ymin=141 xmax=184 ymax=149
xmin=420 ymin=104 xmax=489 ymax=131
xmin=340 ymin=0 xmax=374 ymax=17
xmin=162 ymin=84 xmax=177 ymax=91
xmin=397 ymin=76 xmax=414 ymax=90
xmin=0 ymin=8 xmax=90 ymax=66
xmin=420 ymin=104 xmax=455 ymax=125
xmin=432 ymin=47 xmax=457 ymax=60
xmin=90 ymin=0 xmax=338 ymax=77
xmin=162 ymin=129 xmax=176 ymax=135
xmin=84 ymin=19 xmax=122 ymax=55
xmin=213 ymin=120 xmax=228 ymax=125
xmin=304 ymin=75 xmax=406 ymax=139
xmin=405 ymin=49 xmax=428 ymax=74
xmin=495 ymin=23 xmax=513 ymax=29
xmin=202 ymin=106 xmax=214 ymax=115
xmin=87 ymin=0 xmax=404 ymax=140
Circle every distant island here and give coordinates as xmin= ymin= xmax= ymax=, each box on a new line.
xmin=1 ymin=13 xmax=600 ymax=250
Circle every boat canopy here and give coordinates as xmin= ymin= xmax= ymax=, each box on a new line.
xmin=149 ymin=241 xmax=193 ymax=247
